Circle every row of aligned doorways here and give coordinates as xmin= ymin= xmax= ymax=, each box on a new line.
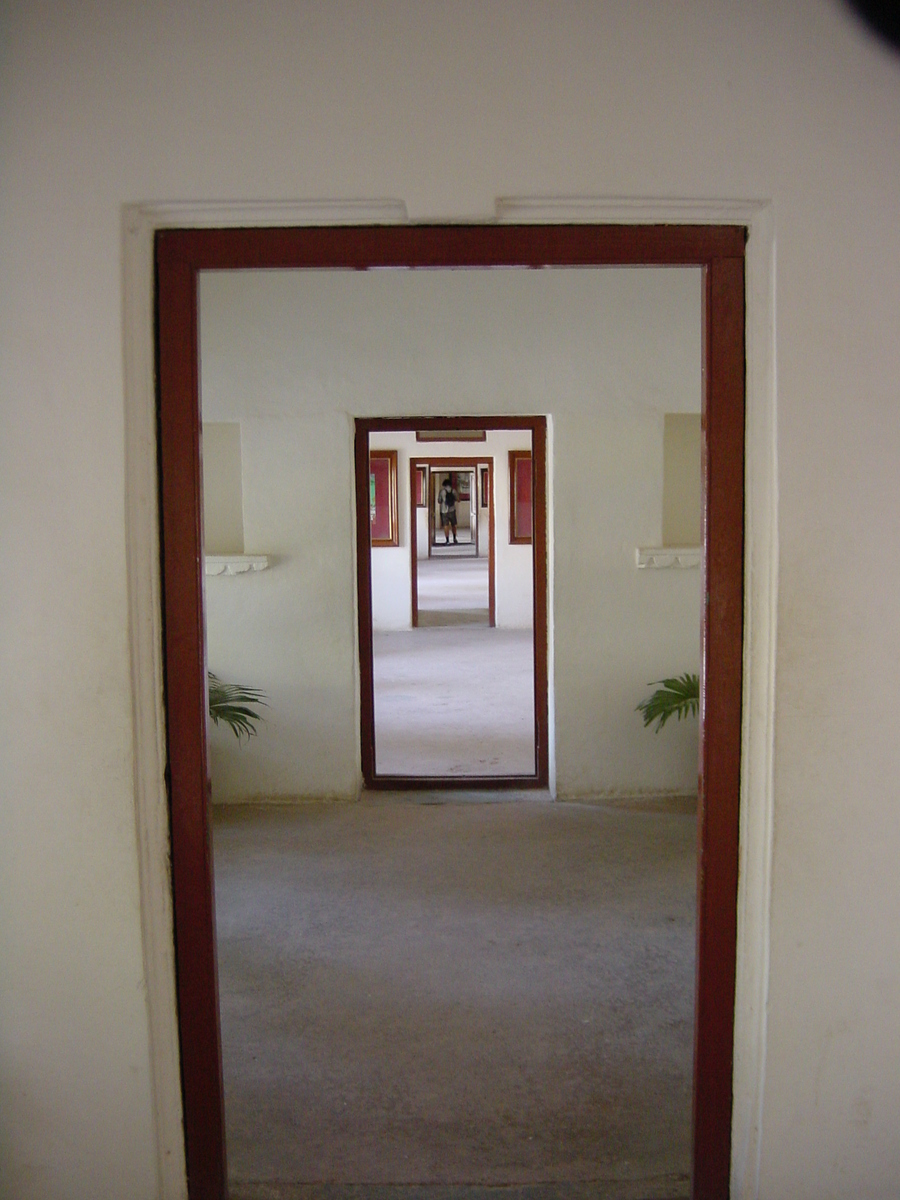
xmin=357 ymin=417 xmax=548 ymax=789
xmin=156 ymin=222 xmax=745 ymax=1199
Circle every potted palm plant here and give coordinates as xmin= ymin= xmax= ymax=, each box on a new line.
xmin=636 ymin=672 xmax=699 ymax=732
xmin=208 ymin=672 xmax=267 ymax=741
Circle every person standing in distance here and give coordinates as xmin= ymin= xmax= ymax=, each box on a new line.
xmin=438 ymin=477 xmax=458 ymax=544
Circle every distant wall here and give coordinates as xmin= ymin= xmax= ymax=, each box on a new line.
xmin=369 ymin=429 xmax=533 ymax=631
xmin=202 ymin=422 xmax=245 ymax=553
xmin=200 ymin=267 xmax=701 ymax=801
xmin=662 ymin=414 xmax=701 ymax=547
xmin=429 ymin=468 xmax=486 ymax=557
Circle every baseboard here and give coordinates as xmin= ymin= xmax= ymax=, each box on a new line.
xmin=227 ymin=1180 xmax=690 ymax=1200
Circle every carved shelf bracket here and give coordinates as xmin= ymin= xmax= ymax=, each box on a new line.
xmin=635 ymin=546 xmax=701 ymax=570
xmin=204 ymin=555 xmax=270 ymax=576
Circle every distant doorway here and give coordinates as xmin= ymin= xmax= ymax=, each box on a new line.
xmin=411 ymin=456 xmax=495 ymax=626
xmin=357 ymin=417 xmax=547 ymax=787
xmin=429 ymin=468 xmax=476 ymax=552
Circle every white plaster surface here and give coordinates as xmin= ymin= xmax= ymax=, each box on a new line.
xmin=202 ymin=271 xmax=701 ymax=801
xmin=2 ymin=4 xmax=900 ymax=1198
xmin=201 ymin=422 xmax=244 ymax=554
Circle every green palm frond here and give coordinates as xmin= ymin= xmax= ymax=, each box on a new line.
xmin=208 ymin=672 xmax=267 ymax=741
xmin=636 ymin=672 xmax=700 ymax=732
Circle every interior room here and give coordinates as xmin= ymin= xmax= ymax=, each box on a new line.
xmin=6 ymin=6 xmax=900 ymax=1200
xmin=200 ymin=266 xmax=702 ymax=803
xmin=199 ymin=264 xmax=703 ymax=1195
xmin=366 ymin=425 xmax=537 ymax=779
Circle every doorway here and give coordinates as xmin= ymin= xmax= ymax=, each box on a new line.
xmin=358 ymin=418 xmax=546 ymax=787
xmin=413 ymin=456 xmax=494 ymax=625
xmin=428 ymin=467 xmax=477 ymax=555
xmin=155 ymin=223 xmax=744 ymax=1199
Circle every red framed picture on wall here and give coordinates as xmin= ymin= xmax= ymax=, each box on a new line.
xmin=369 ymin=450 xmax=399 ymax=546
xmin=509 ymin=450 xmax=532 ymax=544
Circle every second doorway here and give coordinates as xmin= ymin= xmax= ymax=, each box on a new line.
xmin=358 ymin=418 xmax=548 ymax=788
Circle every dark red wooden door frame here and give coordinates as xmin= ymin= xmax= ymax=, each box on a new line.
xmin=155 ymin=223 xmax=745 ymax=1200
xmin=407 ymin=454 xmax=495 ymax=623
xmin=357 ymin=417 xmax=545 ymax=790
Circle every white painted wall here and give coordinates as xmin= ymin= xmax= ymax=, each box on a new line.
xmin=200 ymin=271 xmax=698 ymax=801
xmin=663 ymin=414 xmax=702 ymax=547
xmin=201 ymin=422 xmax=244 ymax=554
xmin=3 ymin=3 xmax=900 ymax=1198
xmin=417 ymin=506 xmax=429 ymax=560
xmin=205 ymin=413 xmax=361 ymax=801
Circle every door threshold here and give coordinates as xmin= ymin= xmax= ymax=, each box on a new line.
xmin=361 ymin=787 xmax=555 ymax=805
xmin=228 ymin=1180 xmax=689 ymax=1200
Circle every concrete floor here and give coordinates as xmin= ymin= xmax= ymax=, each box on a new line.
xmin=373 ymin=626 xmax=535 ymax=776
xmin=214 ymin=795 xmax=696 ymax=1199
xmin=416 ymin=557 xmax=489 ymax=621
xmin=374 ymin=556 xmax=534 ymax=777
xmin=428 ymin=527 xmax=478 ymax=558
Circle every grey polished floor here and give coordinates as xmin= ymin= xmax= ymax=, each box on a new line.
xmin=214 ymin=796 xmax=696 ymax=1199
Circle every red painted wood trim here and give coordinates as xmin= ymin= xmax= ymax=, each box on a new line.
xmin=409 ymin=459 xmax=420 ymax=628
xmin=358 ymin=422 xmax=546 ymax=788
xmin=366 ymin=414 xmax=546 ymax=433
xmin=354 ymin=425 xmax=376 ymax=783
xmin=531 ymin=420 xmax=549 ymax=784
xmin=156 ymin=223 xmax=745 ymax=272
xmin=692 ymin=255 xmax=745 ymax=1200
xmin=155 ymin=239 xmax=228 ymax=1199
xmin=508 ymin=450 xmax=533 ymax=545
xmin=155 ymin=223 xmax=745 ymax=1200
xmin=410 ymin=456 xmax=496 ymax=628
xmin=364 ymin=773 xmax=545 ymax=791
xmin=369 ymin=449 xmax=399 ymax=547
xmin=487 ymin=460 xmax=496 ymax=629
